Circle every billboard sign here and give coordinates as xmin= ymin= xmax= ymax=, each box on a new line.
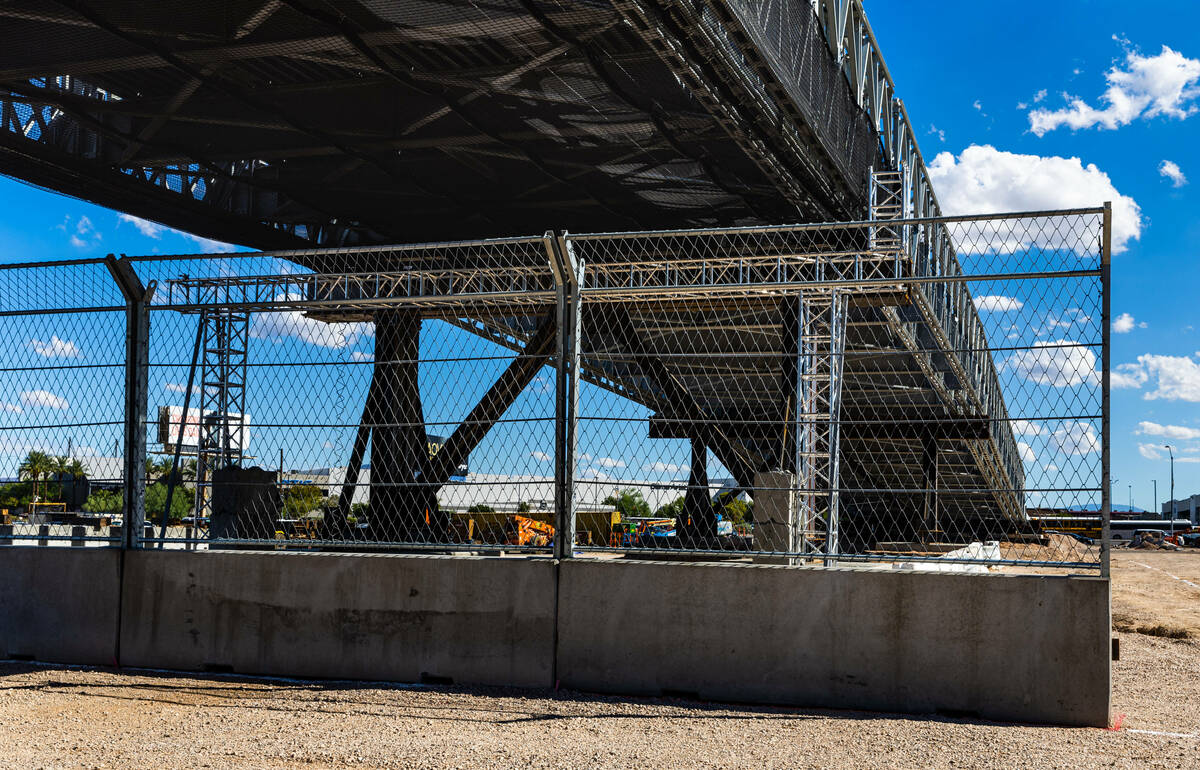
xmin=157 ymin=406 xmax=251 ymax=451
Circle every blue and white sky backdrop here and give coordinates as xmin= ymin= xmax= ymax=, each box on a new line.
xmin=0 ymin=0 xmax=1196 ymax=508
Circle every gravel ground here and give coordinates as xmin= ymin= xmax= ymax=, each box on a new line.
xmin=1 ymin=553 xmax=1198 ymax=769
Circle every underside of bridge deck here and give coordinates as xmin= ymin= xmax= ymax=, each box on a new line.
xmin=0 ymin=0 xmax=877 ymax=248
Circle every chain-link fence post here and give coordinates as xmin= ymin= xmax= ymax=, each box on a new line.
xmin=1100 ymin=201 xmax=1112 ymax=579
xmin=550 ymin=234 xmax=583 ymax=559
xmin=107 ymin=256 xmax=154 ymax=549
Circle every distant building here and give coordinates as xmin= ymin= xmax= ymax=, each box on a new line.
xmin=1162 ymin=494 xmax=1200 ymax=525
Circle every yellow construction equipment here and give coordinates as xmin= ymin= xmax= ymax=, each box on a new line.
xmin=504 ymin=515 xmax=555 ymax=547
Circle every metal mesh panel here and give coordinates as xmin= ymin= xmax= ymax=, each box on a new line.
xmin=0 ymin=208 xmax=1108 ymax=571
xmin=566 ymin=209 xmax=1106 ymax=569
xmin=0 ymin=258 xmax=127 ymax=546
xmin=132 ymin=237 xmax=560 ymax=550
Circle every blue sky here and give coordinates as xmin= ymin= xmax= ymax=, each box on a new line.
xmin=0 ymin=0 xmax=1197 ymax=510
xmin=869 ymin=0 xmax=1200 ymax=511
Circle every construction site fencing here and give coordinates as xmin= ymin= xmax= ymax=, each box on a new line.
xmin=0 ymin=208 xmax=1110 ymax=572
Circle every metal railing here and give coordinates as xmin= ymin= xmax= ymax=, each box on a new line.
xmin=0 ymin=208 xmax=1109 ymax=573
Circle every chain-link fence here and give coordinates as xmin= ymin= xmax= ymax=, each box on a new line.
xmin=0 ymin=208 xmax=1110 ymax=571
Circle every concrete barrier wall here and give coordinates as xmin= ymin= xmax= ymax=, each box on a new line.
xmin=556 ymin=560 xmax=1110 ymax=727
xmin=0 ymin=547 xmax=121 ymax=665
xmin=2 ymin=549 xmax=1110 ymax=727
xmin=120 ymin=550 xmax=556 ymax=688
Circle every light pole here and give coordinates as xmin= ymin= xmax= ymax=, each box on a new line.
xmin=1129 ymin=484 xmax=1132 ymax=515
xmin=1165 ymin=445 xmax=1176 ymax=534
xmin=1154 ymin=479 xmax=1158 ymax=519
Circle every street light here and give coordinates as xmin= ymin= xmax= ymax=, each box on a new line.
xmin=1165 ymin=445 xmax=1176 ymax=535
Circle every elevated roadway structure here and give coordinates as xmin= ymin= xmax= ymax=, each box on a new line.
xmin=1 ymin=0 xmax=1023 ymax=551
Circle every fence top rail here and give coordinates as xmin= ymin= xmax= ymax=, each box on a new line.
xmin=0 ymin=208 xmax=1104 ymax=271
xmin=0 ymin=256 xmax=112 ymax=271
xmin=567 ymin=207 xmax=1108 ymax=240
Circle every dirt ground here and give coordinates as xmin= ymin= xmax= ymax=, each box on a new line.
xmin=1 ymin=551 xmax=1198 ymax=769
xmin=1112 ymin=548 xmax=1200 ymax=639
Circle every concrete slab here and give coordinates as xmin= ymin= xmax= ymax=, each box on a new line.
xmin=0 ymin=547 xmax=121 ymax=665
xmin=119 ymin=551 xmax=556 ymax=688
xmin=557 ymin=560 xmax=1110 ymax=727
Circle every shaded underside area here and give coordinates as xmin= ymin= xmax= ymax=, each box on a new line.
xmin=0 ymin=0 xmax=877 ymax=248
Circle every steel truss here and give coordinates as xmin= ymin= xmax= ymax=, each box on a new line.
xmin=153 ymin=205 xmax=1055 ymax=554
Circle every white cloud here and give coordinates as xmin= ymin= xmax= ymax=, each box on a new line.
xmin=163 ymin=382 xmax=199 ymax=395
xmin=1 ymin=403 xmax=24 ymax=414
xmin=530 ymin=450 xmax=551 ymax=463
xmin=1137 ymin=421 xmax=1200 ymax=440
xmin=249 ymin=294 xmax=373 ymax=349
xmin=350 ymin=351 xmax=373 ymax=362
xmin=1051 ymin=421 xmax=1100 ymax=455
xmin=19 ymin=389 xmax=68 ymax=410
xmin=530 ymin=376 xmax=553 ymax=394
xmin=28 ymin=335 xmax=81 ymax=359
xmin=1159 ymin=159 xmax=1188 ymax=187
xmin=1112 ymin=313 xmax=1137 ymax=333
xmin=1114 ymin=353 xmax=1200 ymax=401
xmin=973 ymin=295 xmax=1024 ymax=312
xmin=593 ymin=457 xmax=626 ymax=469
xmin=1138 ymin=442 xmax=1164 ymax=460
xmin=927 ymin=144 xmax=1142 ymax=253
xmin=643 ymin=461 xmax=686 ymax=474
xmin=580 ymin=469 xmax=612 ymax=481
xmin=1017 ymin=441 xmax=1036 ymax=463
xmin=1011 ymin=420 xmax=1043 ymax=436
xmin=1029 ymin=45 xmax=1200 ymax=135
xmin=118 ymin=213 xmax=165 ymax=238
xmin=1034 ymin=88 xmax=1048 ymax=103
xmin=65 ymin=214 xmax=102 ymax=249
xmin=1008 ymin=341 xmax=1098 ymax=387
xmin=928 ymin=124 xmax=945 ymax=142
xmin=1111 ymin=362 xmax=1149 ymax=389
xmin=118 ymin=213 xmax=237 ymax=253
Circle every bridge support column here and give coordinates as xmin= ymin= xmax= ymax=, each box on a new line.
xmin=370 ymin=308 xmax=437 ymax=542
xmin=680 ymin=438 xmax=716 ymax=543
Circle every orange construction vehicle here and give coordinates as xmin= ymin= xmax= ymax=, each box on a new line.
xmin=504 ymin=515 xmax=555 ymax=547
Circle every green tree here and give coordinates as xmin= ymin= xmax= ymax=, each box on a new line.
xmin=603 ymin=489 xmax=651 ymax=519
xmin=282 ymin=484 xmax=328 ymax=517
xmin=83 ymin=489 xmax=123 ymax=515
xmin=654 ymin=496 xmax=686 ymax=519
xmin=18 ymin=450 xmax=54 ymax=504
xmin=467 ymin=504 xmax=495 ymax=513
xmin=62 ymin=457 xmax=88 ymax=480
xmin=516 ymin=501 xmax=531 ymax=513
xmin=719 ymin=498 xmax=752 ymax=526
xmin=145 ymin=482 xmax=192 ymax=523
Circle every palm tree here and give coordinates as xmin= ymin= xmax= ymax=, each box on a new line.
xmin=18 ymin=450 xmax=53 ymax=505
xmin=58 ymin=457 xmax=88 ymax=504
xmin=63 ymin=458 xmax=87 ymax=479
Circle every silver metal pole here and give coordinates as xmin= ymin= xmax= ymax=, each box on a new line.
xmin=550 ymin=233 xmax=583 ymax=560
xmin=1166 ymin=444 xmax=1176 ymax=534
xmin=106 ymin=256 xmax=155 ymax=550
xmin=1099 ymin=202 xmax=1111 ymax=578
